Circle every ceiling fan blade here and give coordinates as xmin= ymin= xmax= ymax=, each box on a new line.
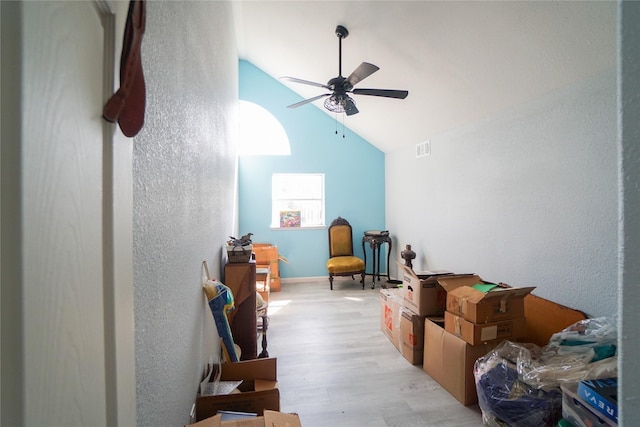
xmin=352 ymin=88 xmax=409 ymax=99
xmin=346 ymin=62 xmax=379 ymax=87
xmin=280 ymin=76 xmax=330 ymax=89
xmin=344 ymin=97 xmax=359 ymax=116
xmin=286 ymin=93 xmax=331 ymax=109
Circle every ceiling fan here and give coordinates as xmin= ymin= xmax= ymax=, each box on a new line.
xmin=281 ymin=25 xmax=408 ymax=116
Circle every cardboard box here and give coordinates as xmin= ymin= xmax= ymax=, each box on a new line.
xmin=423 ymin=318 xmax=500 ymax=406
xmin=253 ymin=244 xmax=281 ymax=292
xmin=444 ymin=311 xmax=527 ymax=345
xmin=187 ymin=410 xmax=302 ymax=427
xmin=195 ymin=358 xmax=280 ymax=421
xmin=380 ymin=288 xmax=403 ymax=350
xmin=523 ymin=294 xmax=587 ymax=347
xmin=398 ymin=263 xmax=451 ymax=316
xmin=400 ymin=308 xmax=426 ymax=365
xmin=438 ymin=275 xmax=535 ymax=324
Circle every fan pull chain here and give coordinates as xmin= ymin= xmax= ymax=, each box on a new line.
xmin=333 ymin=113 xmax=345 ymax=138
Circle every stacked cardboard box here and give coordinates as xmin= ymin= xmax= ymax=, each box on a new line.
xmin=398 ymin=263 xmax=449 ymax=317
xmin=438 ymin=275 xmax=534 ymax=346
xmin=423 ymin=318 xmax=500 ymax=406
xmin=380 ymin=264 xmax=451 ymax=364
xmin=421 ymin=274 xmax=535 ymax=406
xmin=380 ymin=263 xmax=537 ymax=405
xmin=396 ymin=263 xmax=454 ymax=365
xmin=379 ymin=287 xmax=403 ymax=350
xmin=400 ymin=308 xmax=427 ymax=364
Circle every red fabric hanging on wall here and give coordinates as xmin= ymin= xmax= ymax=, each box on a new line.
xmin=103 ymin=0 xmax=146 ymax=137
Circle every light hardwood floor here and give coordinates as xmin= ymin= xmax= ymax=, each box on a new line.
xmin=264 ymin=278 xmax=484 ymax=427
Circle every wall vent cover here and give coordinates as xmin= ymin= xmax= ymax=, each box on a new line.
xmin=416 ymin=140 xmax=431 ymax=158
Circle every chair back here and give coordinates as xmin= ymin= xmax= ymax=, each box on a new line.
xmin=328 ymin=217 xmax=354 ymax=257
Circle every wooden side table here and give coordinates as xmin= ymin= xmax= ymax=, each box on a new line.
xmin=362 ymin=230 xmax=392 ymax=288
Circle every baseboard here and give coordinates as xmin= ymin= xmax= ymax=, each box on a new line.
xmin=279 ymin=276 xmax=371 ymax=284
xmin=280 ymin=276 xmax=326 ymax=284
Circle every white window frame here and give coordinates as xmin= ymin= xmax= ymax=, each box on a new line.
xmin=271 ymin=173 xmax=325 ymax=229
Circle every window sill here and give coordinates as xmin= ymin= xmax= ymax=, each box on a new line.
xmin=269 ymin=225 xmax=326 ymax=230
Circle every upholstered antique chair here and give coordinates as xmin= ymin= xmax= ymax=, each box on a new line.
xmin=326 ymin=217 xmax=365 ymax=290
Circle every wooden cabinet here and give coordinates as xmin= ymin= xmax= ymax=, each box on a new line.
xmin=223 ymin=262 xmax=257 ymax=360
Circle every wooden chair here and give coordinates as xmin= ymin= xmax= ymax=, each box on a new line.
xmin=326 ymin=217 xmax=365 ymax=290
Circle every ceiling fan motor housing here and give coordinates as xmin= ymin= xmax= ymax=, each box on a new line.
xmin=328 ymin=76 xmax=352 ymax=93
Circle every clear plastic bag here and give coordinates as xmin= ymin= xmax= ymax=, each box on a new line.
xmin=545 ymin=316 xmax=617 ymax=361
xmin=474 ymin=341 xmax=563 ymax=427
xmin=474 ymin=317 xmax=618 ymax=427
xmin=522 ymin=316 xmax=618 ymax=389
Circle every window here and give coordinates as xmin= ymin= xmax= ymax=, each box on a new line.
xmin=239 ymin=101 xmax=290 ymax=156
xmin=271 ymin=173 xmax=325 ymax=228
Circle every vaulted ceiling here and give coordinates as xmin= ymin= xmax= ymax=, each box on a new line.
xmin=232 ymin=1 xmax=617 ymax=153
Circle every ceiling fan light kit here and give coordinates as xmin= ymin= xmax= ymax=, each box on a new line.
xmin=324 ymin=94 xmax=356 ymax=114
xmin=281 ymin=25 xmax=408 ymax=117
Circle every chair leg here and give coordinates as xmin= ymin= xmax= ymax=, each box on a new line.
xmin=329 ymin=274 xmax=334 ymax=290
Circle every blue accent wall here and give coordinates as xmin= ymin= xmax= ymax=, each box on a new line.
xmin=239 ymin=60 xmax=386 ymax=278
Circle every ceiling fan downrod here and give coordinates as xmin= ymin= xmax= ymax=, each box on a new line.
xmin=336 ymin=25 xmax=348 ymax=77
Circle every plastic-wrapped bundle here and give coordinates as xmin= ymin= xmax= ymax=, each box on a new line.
xmin=545 ymin=317 xmax=617 ymax=361
xmin=520 ymin=317 xmax=618 ymax=390
xmin=475 ymin=342 xmax=563 ymax=427
xmin=474 ymin=317 xmax=618 ymax=427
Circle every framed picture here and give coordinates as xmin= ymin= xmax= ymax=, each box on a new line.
xmin=279 ymin=210 xmax=301 ymax=228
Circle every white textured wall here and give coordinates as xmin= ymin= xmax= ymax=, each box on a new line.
xmin=386 ymin=70 xmax=618 ymax=319
xmin=619 ymin=1 xmax=640 ymax=423
xmin=133 ymin=2 xmax=238 ymax=426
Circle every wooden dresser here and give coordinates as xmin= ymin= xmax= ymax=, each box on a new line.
xmin=223 ymin=262 xmax=257 ymax=360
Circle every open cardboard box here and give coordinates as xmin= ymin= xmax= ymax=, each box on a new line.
xmin=195 ymin=358 xmax=279 ymax=421
xmin=187 ymin=410 xmax=301 ymax=427
xmin=437 ymin=275 xmax=535 ymax=324
xmin=523 ymin=293 xmax=587 ymax=347
xmin=398 ymin=262 xmax=454 ymax=316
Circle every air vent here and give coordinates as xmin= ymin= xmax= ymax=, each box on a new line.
xmin=416 ymin=140 xmax=431 ymax=158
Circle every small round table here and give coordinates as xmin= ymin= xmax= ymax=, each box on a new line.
xmin=362 ymin=230 xmax=392 ymax=288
